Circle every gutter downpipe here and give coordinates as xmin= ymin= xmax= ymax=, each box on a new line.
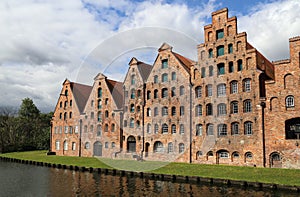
xmin=79 ymin=119 xmax=82 ymax=157
xmin=189 ymin=76 xmax=193 ymax=164
xmin=261 ymin=101 xmax=266 ymax=167
xmin=141 ymin=83 xmax=146 ymax=160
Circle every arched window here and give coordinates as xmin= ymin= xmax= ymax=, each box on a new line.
xmin=237 ymin=41 xmax=242 ymax=51
xmin=243 ymin=100 xmax=252 ymax=112
xmin=196 ymin=124 xmax=203 ymax=136
xmin=284 ymin=74 xmax=294 ymax=89
xmin=105 ymin=110 xmax=109 ymax=118
xmin=195 ymin=104 xmax=202 ymax=116
xmin=162 ymin=123 xmax=168 ymax=134
xmin=72 ymin=142 xmax=76 ymax=151
xmin=131 ymin=74 xmax=135 ymax=85
xmin=200 ymin=50 xmax=205 ymax=60
xmin=154 ymin=141 xmax=164 ymax=153
xmin=129 ymin=118 xmax=134 ymax=128
xmin=218 ymin=124 xmax=227 ymax=136
xmin=98 ymin=99 xmax=102 ymax=109
xmin=196 ymin=151 xmax=203 ymax=159
xmin=111 ymin=124 xmax=115 ymax=132
xmin=171 ymin=72 xmax=176 ymax=80
xmin=230 ymin=80 xmax=238 ymax=94
xmin=217 ymin=83 xmax=226 ymax=97
xmin=217 ymin=63 xmax=225 ymax=75
xmin=69 ymin=112 xmax=72 ymax=119
xmin=179 ymin=124 xmax=184 ymax=134
xmin=130 ymin=89 xmax=135 ymax=99
xmin=147 ymin=123 xmax=151 ymax=133
xmin=231 ymin=122 xmax=239 ymax=135
xmin=97 ymin=125 xmax=102 ymax=136
xmin=244 ymin=121 xmax=253 ymax=135
xmin=208 ymin=49 xmax=213 ymax=58
xmin=154 ymin=89 xmax=158 ymax=99
xmin=104 ymin=124 xmax=108 ymax=132
xmin=218 ymin=150 xmax=229 ymax=158
xmin=162 ymin=59 xmax=168 ymax=68
xmin=206 ymin=84 xmax=212 ymax=97
xmin=171 ymin=106 xmax=176 ymax=116
xmin=55 ymin=140 xmax=60 ymax=150
xmin=154 ymin=107 xmax=158 ymax=116
xmin=84 ymin=142 xmax=90 ymax=149
xmin=237 ymin=59 xmax=243 ymax=71
xmin=208 ymin=31 xmax=213 ymax=41
xmin=147 ymin=91 xmax=151 ymax=100
xmin=162 ymin=88 xmax=168 ymax=98
xmin=206 ymin=103 xmax=213 ymax=116
xmin=270 ymin=97 xmax=279 ymax=111
xmin=243 ymin=78 xmax=251 ymax=92
xmin=171 ymin=124 xmax=176 ymax=134
xmin=168 ymin=142 xmax=173 ymax=153
xmin=154 ymin=75 xmax=158 ymax=83
xmin=64 ymin=89 xmax=68 ymax=96
xmin=90 ymin=125 xmax=94 ymax=132
xmin=228 ymin=61 xmax=234 ymax=73
xmin=230 ymin=101 xmax=238 ymax=114
xmin=195 ymin=86 xmax=202 ymax=98
xmin=98 ymin=88 xmax=102 ymax=98
xmin=216 ymin=29 xmax=224 ymax=39
xmin=217 ymin=103 xmax=227 ymax=116
xmin=162 ymin=106 xmax=168 ymax=116
xmin=217 ymin=45 xmax=224 ymax=56
xmin=209 ymin=66 xmax=213 ymax=76
xmin=171 ymin=87 xmax=176 ymax=97
xmin=245 ymin=152 xmax=253 ymax=162
xmin=179 ymin=143 xmax=185 ymax=153
xmin=162 ymin=73 xmax=168 ymax=82
xmin=63 ymin=141 xmax=68 ymax=151
xmin=180 ymin=86 xmax=185 ymax=95
xmin=228 ymin=43 xmax=233 ymax=54
xmin=136 ymin=120 xmax=140 ymax=128
xmin=97 ymin=111 xmax=102 ymax=122
xmin=207 ymin=124 xmax=214 ymax=135
xmin=286 ymin=95 xmax=294 ymax=108
xmin=154 ymin=124 xmax=159 ymax=134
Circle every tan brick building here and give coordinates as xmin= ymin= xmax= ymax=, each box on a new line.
xmin=51 ymin=8 xmax=300 ymax=168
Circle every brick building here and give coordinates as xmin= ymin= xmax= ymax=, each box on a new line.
xmin=51 ymin=8 xmax=300 ymax=168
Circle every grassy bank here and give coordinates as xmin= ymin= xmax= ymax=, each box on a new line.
xmin=1 ymin=150 xmax=300 ymax=186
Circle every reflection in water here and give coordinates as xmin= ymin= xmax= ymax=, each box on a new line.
xmin=0 ymin=161 xmax=297 ymax=196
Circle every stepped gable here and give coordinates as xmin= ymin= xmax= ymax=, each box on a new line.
xmin=106 ymin=79 xmax=123 ymax=109
xmin=70 ymin=82 xmax=92 ymax=113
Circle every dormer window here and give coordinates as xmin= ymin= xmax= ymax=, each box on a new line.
xmin=216 ymin=29 xmax=224 ymax=40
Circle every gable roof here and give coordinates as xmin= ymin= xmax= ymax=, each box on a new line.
xmin=70 ymin=82 xmax=93 ymax=113
xmin=137 ymin=61 xmax=152 ymax=82
xmin=172 ymin=52 xmax=195 ymax=71
xmin=106 ymin=79 xmax=123 ymax=109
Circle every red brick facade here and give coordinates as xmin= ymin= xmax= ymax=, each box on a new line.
xmin=51 ymin=8 xmax=300 ymax=168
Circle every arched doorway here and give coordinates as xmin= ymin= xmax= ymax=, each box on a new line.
xmin=270 ymin=152 xmax=282 ymax=168
xmin=145 ymin=142 xmax=150 ymax=157
xmin=93 ymin=141 xmax=102 ymax=156
xmin=127 ymin=136 xmax=136 ymax=152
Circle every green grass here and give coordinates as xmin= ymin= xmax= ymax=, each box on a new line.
xmin=1 ymin=150 xmax=300 ymax=186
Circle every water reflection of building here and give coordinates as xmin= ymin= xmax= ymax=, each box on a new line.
xmin=51 ymin=8 xmax=300 ymax=168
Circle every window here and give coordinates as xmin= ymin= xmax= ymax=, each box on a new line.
xmin=130 ymin=104 xmax=134 ymax=113
xmin=171 ymin=106 xmax=176 ymax=116
xmin=231 ymin=122 xmax=239 ymax=135
xmin=216 ymin=29 xmax=224 ymax=39
xmin=154 ymin=141 xmax=164 ymax=152
xmin=97 ymin=111 xmax=102 ymax=122
xmin=125 ymin=91 xmax=128 ymax=98
xmin=97 ymin=125 xmax=102 ymax=136
xmin=208 ymin=49 xmax=213 ymax=58
xmin=90 ymin=125 xmax=94 ymax=132
xmin=231 ymin=101 xmax=238 ymax=114
xmin=232 ymin=152 xmax=240 ymax=158
xmin=229 ymin=61 xmax=234 ymax=73
xmin=197 ymin=151 xmax=203 ymax=159
xmin=180 ymin=124 xmax=184 ymax=134
xmin=91 ymin=100 xmax=94 ymax=107
xmin=65 ymin=90 xmax=68 ymax=96
xmin=195 ymin=86 xmax=202 ymax=98
xmin=105 ymin=110 xmax=109 ymax=118
xmin=218 ymin=124 xmax=227 ymax=136
xmin=84 ymin=125 xmax=87 ymax=133
xmin=154 ymin=89 xmax=158 ymax=99
xmin=154 ymin=107 xmax=158 ymax=116
xmin=217 ymin=84 xmax=226 ymax=97
xmin=180 ymin=86 xmax=185 ymax=96
xmin=171 ymin=72 xmax=176 ymax=80
xmin=244 ymin=121 xmax=253 ymax=135
xmin=237 ymin=59 xmax=243 ymax=71
xmin=168 ymin=142 xmax=173 ymax=153
xmin=228 ymin=44 xmax=233 ymax=54
xmin=64 ymin=112 xmax=67 ymax=120
xmin=112 ymin=142 xmax=115 ymax=148
xmin=207 ymin=124 xmax=214 ymax=135
xmin=69 ymin=112 xmax=72 ymax=119
xmin=154 ymin=75 xmax=158 ymax=83
xmin=243 ymin=100 xmax=252 ymax=113
xmin=98 ymin=99 xmax=102 ymax=109
xmin=180 ymin=106 xmax=184 ymax=116
xmin=105 ymin=142 xmax=109 ymax=148
xmin=209 ymin=66 xmax=213 ymax=76
xmin=147 ymin=124 xmax=151 ymax=133
xmin=130 ymin=118 xmax=134 ymax=128
xmin=64 ymin=126 xmax=69 ymax=134
xmin=63 ymin=141 xmax=68 ymax=151
xmin=286 ymin=96 xmax=294 ymax=108
xmin=206 ymin=84 xmax=212 ymax=97
xmin=104 ymin=124 xmax=108 ymax=132
xmin=59 ymin=102 xmax=62 ymax=108
xmin=171 ymin=87 xmax=176 ymax=97
xmin=154 ymin=124 xmax=159 ymax=134
xmin=206 ymin=103 xmax=213 ymax=116
xmin=111 ymin=124 xmax=115 ymax=132
xmin=196 ymin=124 xmax=203 ymax=136
xmin=137 ymin=106 xmax=141 ymax=113
xmin=217 ymin=45 xmax=224 ymax=56
xmin=136 ymin=120 xmax=140 ymax=128
xmin=162 ymin=88 xmax=168 ymax=98
xmin=162 ymin=123 xmax=168 ymax=134
xmin=55 ymin=140 xmax=60 ymax=150
xmin=98 ymin=88 xmax=102 ymax=98
xmin=137 ymin=90 xmax=141 ymax=98
xmin=217 ymin=103 xmax=227 ymax=116
xmin=64 ymin=101 xmax=68 ymax=108
xmin=245 ymin=152 xmax=253 ymax=160
xmin=179 ymin=143 xmax=185 ymax=153
xmin=171 ymin=124 xmax=176 ymax=134
xmin=162 ymin=59 xmax=168 ymax=68
xmin=131 ymin=89 xmax=135 ymax=99
xmin=219 ymin=151 xmax=229 ymax=158
xmin=72 ymin=142 xmax=76 ymax=151
xmin=147 ymin=91 xmax=151 ymax=100
xmin=217 ymin=63 xmax=225 ymax=75
xmin=147 ymin=108 xmax=151 ymax=117
xmin=131 ymin=75 xmax=135 ymax=85
xmin=195 ymin=104 xmax=202 ymax=116
xmin=243 ymin=79 xmax=251 ymax=92
xmin=84 ymin=142 xmax=90 ymax=149
xmin=162 ymin=107 xmax=168 ymax=116
xmin=201 ymin=67 xmax=206 ymax=78
xmin=230 ymin=81 xmax=238 ymax=94
xmin=162 ymin=73 xmax=168 ymax=82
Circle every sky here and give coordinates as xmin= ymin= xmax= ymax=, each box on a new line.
xmin=0 ymin=0 xmax=299 ymax=112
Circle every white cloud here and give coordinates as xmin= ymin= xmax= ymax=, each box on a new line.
xmin=238 ymin=0 xmax=300 ymax=61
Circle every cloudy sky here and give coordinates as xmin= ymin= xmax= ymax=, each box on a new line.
xmin=0 ymin=0 xmax=299 ymax=112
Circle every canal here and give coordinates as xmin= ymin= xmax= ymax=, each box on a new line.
xmin=0 ymin=160 xmax=297 ymax=196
